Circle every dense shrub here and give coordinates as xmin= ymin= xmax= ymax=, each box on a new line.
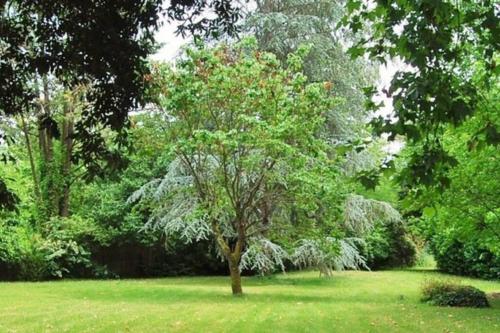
xmin=360 ymin=222 xmax=417 ymax=269
xmin=1 ymin=215 xmax=228 ymax=280
xmin=421 ymin=279 xmax=490 ymax=308
xmin=0 ymin=220 xmax=47 ymax=280
xmin=431 ymin=239 xmax=500 ymax=280
xmin=0 ymin=217 xmax=102 ymax=280
xmin=0 ymin=220 xmax=23 ymax=270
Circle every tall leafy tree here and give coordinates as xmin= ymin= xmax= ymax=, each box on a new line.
xmin=131 ymin=40 xmax=339 ymax=294
xmin=130 ymin=39 xmax=400 ymax=295
xmin=1 ymin=0 xmax=164 ymax=169
xmin=390 ymin=54 xmax=500 ymax=278
xmin=24 ymin=83 xmax=87 ymax=221
xmin=342 ymin=0 xmax=499 ymax=188
xmin=0 ymin=0 xmax=247 ymax=208
xmin=245 ymin=0 xmax=395 ymax=191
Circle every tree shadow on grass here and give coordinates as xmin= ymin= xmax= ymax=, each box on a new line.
xmin=245 ymin=275 xmax=349 ymax=286
xmin=148 ymin=273 xmax=351 ymax=288
xmin=72 ymin=291 xmax=304 ymax=304
xmin=62 ymin=282 xmax=398 ymax=306
xmin=399 ymin=269 xmax=500 ymax=284
xmin=397 ymin=268 xmax=440 ymax=274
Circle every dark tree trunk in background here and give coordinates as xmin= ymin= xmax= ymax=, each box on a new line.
xmin=38 ymin=78 xmax=59 ymax=219
xmin=59 ymin=102 xmax=74 ymax=217
xmin=20 ymin=114 xmax=41 ymax=203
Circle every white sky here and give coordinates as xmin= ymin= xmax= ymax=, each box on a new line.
xmin=151 ymin=21 xmax=187 ymax=62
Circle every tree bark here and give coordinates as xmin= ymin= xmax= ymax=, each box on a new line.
xmin=20 ymin=114 xmax=41 ymax=202
xmin=211 ymin=220 xmax=244 ymax=295
xmin=40 ymin=77 xmax=54 ymax=163
xmin=59 ymin=102 xmax=74 ymax=217
xmin=228 ymin=255 xmax=243 ymax=295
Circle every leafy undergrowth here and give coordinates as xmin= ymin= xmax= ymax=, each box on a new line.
xmin=0 ymin=270 xmax=498 ymax=333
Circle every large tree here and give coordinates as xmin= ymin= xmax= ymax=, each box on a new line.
xmin=245 ymin=0 xmax=393 ymax=191
xmin=0 ymin=0 xmax=248 ymax=209
xmin=342 ymin=0 xmax=499 ymax=188
xmin=400 ymin=61 xmax=499 ymax=265
xmin=130 ymin=39 xmax=400 ymax=295
xmin=131 ymin=40 xmax=338 ymax=294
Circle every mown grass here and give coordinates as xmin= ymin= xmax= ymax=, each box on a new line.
xmin=0 ymin=270 xmax=498 ymax=333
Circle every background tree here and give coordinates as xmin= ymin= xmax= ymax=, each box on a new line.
xmin=399 ymin=63 xmax=499 ymax=278
xmin=244 ymin=0 xmax=417 ymax=268
xmin=343 ymin=0 xmax=499 ymax=188
xmin=0 ymin=0 xmax=247 ymax=208
xmin=2 ymin=78 xmax=99 ymax=225
xmin=246 ymin=0 xmax=376 ymax=142
xmin=31 ymin=83 xmax=85 ymax=221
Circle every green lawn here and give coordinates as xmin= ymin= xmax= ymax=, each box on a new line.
xmin=0 ymin=270 xmax=498 ymax=333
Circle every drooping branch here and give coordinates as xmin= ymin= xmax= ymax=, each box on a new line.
xmin=343 ymin=194 xmax=401 ymax=235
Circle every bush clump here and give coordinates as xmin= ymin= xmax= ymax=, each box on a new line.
xmin=0 ymin=217 xmax=101 ymax=281
xmin=360 ymin=222 xmax=417 ymax=269
xmin=431 ymin=239 xmax=499 ymax=280
xmin=421 ymin=279 xmax=490 ymax=308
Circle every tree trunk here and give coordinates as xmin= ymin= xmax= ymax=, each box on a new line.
xmin=211 ymin=221 xmax=244 ymax=295
xmin=20 ymin=114 xmax=41 ymax=202
xmin=59 ymin=102 xmax=74 ymax=217
xmin=228 ymin=256 xmax=243 ymax=295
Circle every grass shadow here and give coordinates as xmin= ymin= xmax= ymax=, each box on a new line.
xmin=63 ymin=285 xmax=401 ymax=305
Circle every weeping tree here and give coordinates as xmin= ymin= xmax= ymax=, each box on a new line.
xmin=130 ymin=39 xmax=401 ymax=295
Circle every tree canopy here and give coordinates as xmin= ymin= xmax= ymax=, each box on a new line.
xmin=246 ymin=0 xmax=376 ymax=142
xmin=0 ymin=0 xmax=247 ymax=210
xmin=129 ymin=39 xmax=403 ymax=294
xmin=343 ymin=0 xmax=499 ymax=188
